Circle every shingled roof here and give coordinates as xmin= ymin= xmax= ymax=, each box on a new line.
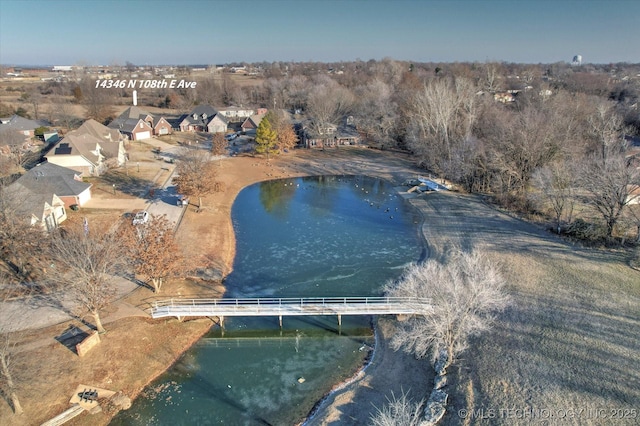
xmin=75 ymin=119 xmax=122 ymax=142
xmin=16 ymin=161 xmax=91 ymax=198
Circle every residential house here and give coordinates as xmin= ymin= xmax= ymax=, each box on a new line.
xmin=218 ymin=106 xmax=266 ymax=121
xmin=302 ymin=120 xmax=361 ymax=149
xmin=15 ymin=161 xmax=92 ymax=207
xmin=240 ymin=113 xmax=266 ymax=135
xmin=179 ymin=105 xmax=227 ymax=133
xmin=75 ymin=119 xmax=126 ymax=166
xmin=494 ymin=92 xmax=516 ymax=103
xmin=45 ymin=132 xmax=110 ymax=176
xmin=0 ymin=115 xmax=50 ymax=159
xmin=3 ymin=164 xmax=79 ymax=231
xmin=0 ymin=114 xmax=50 ymax=138
xmin=108 ymin=106 xmax=172 ymax=140
xmin=46 ymin=119 xmax=127 ymax=172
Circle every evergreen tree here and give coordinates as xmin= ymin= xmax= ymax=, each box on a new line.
xmin=255 ymin=117 xmax=278 ymax=160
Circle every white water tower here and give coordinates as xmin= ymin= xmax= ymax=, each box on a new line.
xmin=572 ymin=55 xmax=582 ymax=66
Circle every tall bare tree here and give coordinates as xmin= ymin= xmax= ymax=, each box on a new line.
xmin=0 ymin=184 xmax=46 ymax=287
xmin=384 ymin=251 xmax=510 ymax=367
xmin=305 ymin=76 xmax=354 ymax=137
xmin=578 ymin=141 xmax=640 ymax=239
xmin=47 ymin=223 xmax=125 ymax=333
xmin=78 ymin=78 xmax=115 ymax=124
xmin=173 ymin=148 xmax=223 ymax=210
xmin=406 ymin=76 xmax=477 ymax=178
xmin=531 ymin=160 xmax=576 ymax=234
xmin=353 ymin=79 xmax=399 ymax=148
xmin=0 ymin=285 xmax=23 ymax=415
xmin=587 ymin=100 xmax=625 ymax=160
xmin=121 ymin=216 xmax=186 ymax=293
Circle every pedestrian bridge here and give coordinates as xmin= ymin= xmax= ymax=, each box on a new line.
xmin=151 ymin=296 xmax=431 ymax=327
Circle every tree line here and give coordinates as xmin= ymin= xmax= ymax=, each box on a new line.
xmin=5 ymin=60 xmax=638 ymax=243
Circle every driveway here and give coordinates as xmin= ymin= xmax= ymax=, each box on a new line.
xmin=145 ymin=168 xmax=187 ymax=230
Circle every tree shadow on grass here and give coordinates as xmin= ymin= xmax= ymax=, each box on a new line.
xmin=93 ymin=171 xmax=155 ymax=198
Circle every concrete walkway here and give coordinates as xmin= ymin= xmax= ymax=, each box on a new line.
xmin=0 ymin=275 xmax=143 ymax=333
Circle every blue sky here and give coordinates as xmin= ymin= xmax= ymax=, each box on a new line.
xmin=0 ymin=0 xmax=638 ymax=66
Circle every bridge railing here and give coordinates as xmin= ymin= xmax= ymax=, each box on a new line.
xmin=152 ymin=296 xmax=430 ymax=310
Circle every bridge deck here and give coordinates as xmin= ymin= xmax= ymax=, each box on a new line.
xmin=151 ymin=297 xmax=430 ymax=319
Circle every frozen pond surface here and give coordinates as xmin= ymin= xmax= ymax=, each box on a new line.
xmin=111 ymin=175 xmax=424 ymax=425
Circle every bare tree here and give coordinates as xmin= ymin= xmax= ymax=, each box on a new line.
xmin=480 ymin=61 xmax=504 ymax=93
xmin=0 ymin=131 xmax=31 ymax=170
xmin=384 ymin=251 xmax=510 ymax=367
xmin=305 ymin=76 xmax=354 ymax=138
xmin=578 ymin=141 xmax=640 ymax=239
xmin=0 ymin=285 xmax=23 ymax=415
xmin=196 ymin=77 xmax=222 ymax=106
xmin=353 ymin=79 xmax=399 ymax=148
xmin=624 ymin=203 xmax=640 ymax=243
xmin=49 ymin=96 xmax=78 ymax=130
xmin=173 ymin=148 xmax=223 ymax=210
xmin=47 ymin=224 xmax=125 ymax=333
xmin=370 ymin=390 xmax=424 ymax=426
xmin=531 ymin=161 xmax=577 ymax=234
xmin=406 ymin=76 xmax=477 ymax=178
xmin=0 ymin=184 xmax=46 ymax=287
xmin=78 ymin=79 xmax=115 ymax=124
xmin=120 ymin=216 xmax=186 ymax=293
xmin=587 ymin=100 xmax=625 ymax=160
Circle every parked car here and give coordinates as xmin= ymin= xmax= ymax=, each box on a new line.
xmin=132 ymin=211 xmax=150 ymax=225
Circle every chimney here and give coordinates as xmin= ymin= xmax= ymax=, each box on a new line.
xmin=133 ymin=90 xmax=138 ymax=106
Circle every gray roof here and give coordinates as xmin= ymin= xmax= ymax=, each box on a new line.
xmin=5 ymin=162 xmax=90 ymax=220
xmin=180 ymin=105 xmax=227 ymax=127
xmin=108 ymin=117 xmax=145 ymax=133
xmin=17 ymin=162 xmax=91 ymax=197
xmin=76 ymin=119 xmax=122 ymax=142
xmin=0 ymin=115 xmax=49 ymax=133
xmin=108 ymin=106 xmax=154 ymax=133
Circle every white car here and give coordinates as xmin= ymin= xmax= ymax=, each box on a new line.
xmin=132 ymin=211 xmax=150 ymax=225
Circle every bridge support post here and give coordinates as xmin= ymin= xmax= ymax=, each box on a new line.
xmin=337 ymin=314 xmax=342 ymax=328
xmin=279 ymin=315 xmax=283 ymax=329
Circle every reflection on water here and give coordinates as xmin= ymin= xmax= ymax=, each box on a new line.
xmin=111 ymin=176 xmax=423 ymax=425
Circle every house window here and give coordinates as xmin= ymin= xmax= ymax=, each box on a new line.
xmin=140 ymin=123 xmax=144 ymax=128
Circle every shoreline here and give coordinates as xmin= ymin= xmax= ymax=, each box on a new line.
xmin=176 ymin=149 xmax=431 ymax=425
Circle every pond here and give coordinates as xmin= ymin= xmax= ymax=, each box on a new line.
xmin=111 ymin=175 xmax=424 ymax=425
